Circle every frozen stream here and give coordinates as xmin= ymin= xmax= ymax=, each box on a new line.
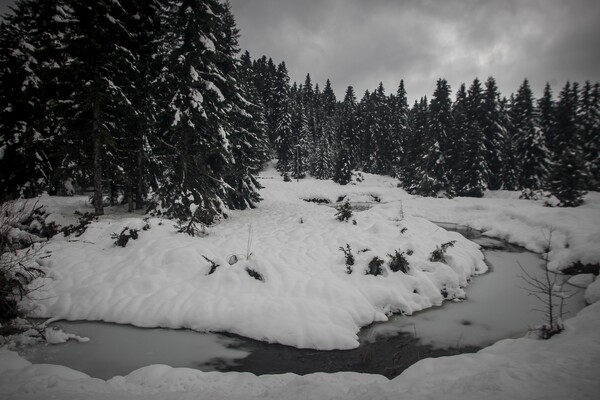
xmin=21 ymin=226 xmax=586 ymax=379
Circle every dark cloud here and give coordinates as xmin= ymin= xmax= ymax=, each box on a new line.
xmin=229 ymin=0 xmax=600 ymax=101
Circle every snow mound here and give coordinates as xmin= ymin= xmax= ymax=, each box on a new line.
xmin=26 ymin=172 xmax=485 ymax=350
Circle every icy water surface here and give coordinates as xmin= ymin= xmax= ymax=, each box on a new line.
xmin=22 ymin=322 xmax=249 ymax=380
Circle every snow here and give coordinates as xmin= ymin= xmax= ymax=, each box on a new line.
xmin=43 ymin=327 xmax=89 ymax=345
xmin=25 ymin=168 xmax=486 ymax=350
xmin=2 ymin=166 xmax=599 ymax=398
xmin=585 ymin=276 xmax=600 ymax=305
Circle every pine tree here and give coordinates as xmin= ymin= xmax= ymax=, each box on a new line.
xmin=548 ymin=81 xmax=588 ymax=205
xmin=219 ymin=6 xmax=267 ymax=210
xmin=417 ymin=79 xmax=452 ymax=197
xmin=151 ymin=0 xmax=242 ymax=230
xmin=0 ymin=0 xmax=69 ymax=199
xmin=273 ymin=62 xmax=293 ymax=176
xmin=578 ymin=81 xmax=600 ymax=190
xmin=333 ymin=146 xmax=352 ymax=185
xmin=338 ymin=86 xmax=359 ymax=168
xmin=290 ymin=102 xmax=311 ymax=180
xmin=456 ymin=79 xmax=488 ymax=197
xmin=481 ymin=77 xmax=507 ymax=190
xmin=513 ymin=78 xmax=550 ymax=190
xmin=401 ymin=97 xmax=428 ymax=193
xmin=390 ymin=80 xmax=410 ymax=178
xmin=365 ymin=82 xmax=392 ymax=175
xmin=499 ymin=96 xmax=519 ymax=190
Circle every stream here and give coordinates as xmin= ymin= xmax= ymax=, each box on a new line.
xmin=21 ymin=224 xmax=586 ymax=379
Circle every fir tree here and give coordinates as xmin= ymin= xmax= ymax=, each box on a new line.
xmin=513 ymin=78 xmax=550 ymax=190
xmin=333 ymin=146 xmax=352 ymax=185
xmin=365 ymin=82 xmax=392 ymax=175
xmin=481 ymin=77 xmax=507 ymax=190
xmin=417 ymin=79 xmax=452 ymax=197
xmin=273 ymin=62 xmax=293 ymax=176
xmin=401 ymin=97 xmax=428 ymax=193
xmin=456 ymin=79 xmax=488 ymax=197
xmin=578 ymin=81 xmax=600 ymax=190
xmin=548 ymin=81 xmax=588 ymax=205
xmin=338 ymin=86 xmax=360 ymax=168
xmin=390 ymin=80 xmax=410 ymax=178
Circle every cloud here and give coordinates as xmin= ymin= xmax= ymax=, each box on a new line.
xmin=229 ymin=0 xmax=600 ymax=101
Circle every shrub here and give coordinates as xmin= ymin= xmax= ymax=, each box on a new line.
xmin=245 ymin=267 xmax=264 ymax=281
xmin=203 ymin=255 xmax=220 ymax=275
xmin=366 ymin=256 xmax=384 ymax=276
xmin=388 ymin=250 xmax=409 ymax=273
xmin=339 ymin=244 xmax=355 ymax=274
xmin=61 ymin=211 xmax=97 ymax=237
xmin=0 ymin=201 xmax=46 ymax=325
xmin=429 ymin=240 xmax=456 ymax=263
xmin=335 ymin=200 xmax=353 ymax=222
xmin=111 ymin=227 xmax=140 ymax=247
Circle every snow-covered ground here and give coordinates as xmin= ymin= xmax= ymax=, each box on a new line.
xmin=1 ymin=166 xmax=600 ymax=399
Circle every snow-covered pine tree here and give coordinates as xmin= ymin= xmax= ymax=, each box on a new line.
xmin=416 ymin=79 xmax=452 ymax=197
xmin=151 ymin=0 xmax=241 ymax=231
xmin=218 ymin=5 xmax=267 ymax=210
xmin=356 ymin=89 xmax=373 ymax=170
xmin=290 ymin=102 xmax=311 ymax=180
xmin=0 ymin=0 xmax=69 ymax=199
xmin=365 ymin=82 xmax=393 ymax=175
xmin=311 ymin=128 xmax=334 ymax=180
xmin=578 ymin=81 xmax=600 ymax=190
xmin=400 ymin=97 xmax=428 ymax=193
xmin=333 ymin=145 xmax=352 ymax=185
xmin=537 ymin=82 xmax=557 ymax=165
xmin=499 ymin=96 xmax=519 ymax=190
xmin=60 ymin=0 xmax=144 ymax=215
xmin=338 ymin=86 xmax=359 ymax=169
xmin=390 ymin=80 xmax=410 ymax=179
xmin=455 ymin=78 xmax=488 ymax=197
xmin=482 ymin=77 xmax=507 ymax=190
xmin=273 ymin=62 xmax=293 ymax=176
xmin=450 ymin=83 xmax=469 ymax=195
xmin=115 ymin=0 xmax=162 ymax=211
xmin=548 ymin=81 xmax=588 ymax=206
xmin=513 ymin=78 xmax=550 ymax=190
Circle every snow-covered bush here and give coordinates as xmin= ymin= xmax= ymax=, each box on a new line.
xmin=0 ymin=201 xmax=46 ymax=326
xmin=335 ymin=200 xmax=353 ymax=222
xmin=388 ymin=250 xmax=409 ymax=273
xmin=339 ymin=244 xmax=355 ymax=274
xmin=429 ymin=241 xmax=456 ymax=263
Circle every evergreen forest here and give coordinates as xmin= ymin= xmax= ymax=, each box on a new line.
xmin=1 ymin=0 xmax=599 ymax=232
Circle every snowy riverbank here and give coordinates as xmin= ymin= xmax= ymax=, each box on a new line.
xmin=2 ymin=166 xmax=599 ymax=398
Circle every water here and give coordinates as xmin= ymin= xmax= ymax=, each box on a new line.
xmin=22 ymin=322 xmax=248 ymax=380
xmin=20 ymin=227 xmax=587 ymax=378
xmin=361 ymin=243 xmax=586 ymax=348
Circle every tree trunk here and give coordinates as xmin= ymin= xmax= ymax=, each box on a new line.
xmin=92 ymin=88 xmax=104 ymax=216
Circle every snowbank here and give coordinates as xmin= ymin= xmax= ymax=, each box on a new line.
xmin=26 ymin=180 xmax=485 ymax=350
xmin=1 ymin=301 xmax=599 ymax=399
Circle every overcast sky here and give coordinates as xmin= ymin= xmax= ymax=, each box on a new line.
xmin=2 ymin=0 xmax=599 ymax=102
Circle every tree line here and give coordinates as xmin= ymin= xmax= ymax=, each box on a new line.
xmin=0 ymin=0 xmax=270 ymax=233
xmin=247 ymin=58 xmax=598 ymax=206
xmin=1 ymin=0 xmax=598 ymax=235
